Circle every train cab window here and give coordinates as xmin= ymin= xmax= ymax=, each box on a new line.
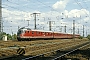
xmin=25 ymin=31 xmax=27 ymax=33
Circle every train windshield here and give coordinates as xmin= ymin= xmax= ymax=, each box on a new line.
xmin=17 ymin=28 xmax=31 ymax=36
xmin=17 ymin=30 xmax=23 ymax=36
xmin=17 ymin=29 xmax=27 ymax=35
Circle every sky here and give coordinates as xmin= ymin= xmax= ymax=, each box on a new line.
xmin=2 ymin=0 xmax=90 ymax=36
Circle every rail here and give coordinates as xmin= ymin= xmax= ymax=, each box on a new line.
xmin=53 ymin=42 xmax=90 ymax=60
xmin=0 ymin=41 xmax=89 ymax=60
xmin=22 ymin=41 xmax=90 ymax=60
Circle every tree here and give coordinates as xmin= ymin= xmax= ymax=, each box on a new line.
xmin=7 ymin=34 xmax=12 ymax=40
xmin=0 ymin=32 xmax=7 ymax=40
xmin=0 ymin=32 xmax=17 ymax=40
xmin=87 ymin=35 xmax=90 ymax=40
xmin=79 ymin=36 xmax=83 ymax=39
xmin=12 ymin=34 xmax=17 ymax=40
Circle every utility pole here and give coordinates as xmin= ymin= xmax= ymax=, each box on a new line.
xmin=32 ymin=13 xmax=40 ymax=29
xmin=61 ymin=23 xmax=67 ymax=33
xmin=0 ymin=0 xmax=2 ymax=33
xmin=49 ymin=21 xmax=51 ymax=31
xmin=47 ymin=21 xmax=55 ymax=31
xmin=0 ymin=0 xmax=2 ymax=40
xmin=69 ymin=28 xmax=72 ymax=33
xmin=86 ymin=26 xmax=87 ymax=37
xmin=60 ymin=26 xmax=64 ymax=32
xmin=78 ymin=28 xmax=79 ymax=34
xmin=60 ymin=26 xmax=62 ymax=32
xmin=18 ymin=26 xmax=20 ymax=30
xmin=86 ymin=29 xmax=87 ymax=37
xmin=56 ymin=26 xmax=62 ymax=32
xmin=83 ymin=25 xmax=84 ymax=37
xmin=27 ymin=20 xmax=30 ymax=26
xmin=64 ymin=25 xmax=66 ymax=33
xmin=73 ymin=20 xmax=75 ymax=40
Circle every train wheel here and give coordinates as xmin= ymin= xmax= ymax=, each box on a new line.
xmin=18 ymin=39 xmax=21 ymax=41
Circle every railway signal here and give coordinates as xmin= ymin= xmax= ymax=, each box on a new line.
xmin=17 ymin=48 xmax=25 ymax=55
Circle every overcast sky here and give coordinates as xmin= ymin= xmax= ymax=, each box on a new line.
xmin=2 ymin=0 xmax=90 ymax=36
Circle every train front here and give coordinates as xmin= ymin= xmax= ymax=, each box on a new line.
xmin=17 ymin=27 xmax=30 ymax=41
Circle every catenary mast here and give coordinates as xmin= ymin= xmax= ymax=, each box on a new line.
xmin=0 ymin=0 xmax=2 ymax=33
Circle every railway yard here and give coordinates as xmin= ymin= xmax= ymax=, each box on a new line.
xmin=0 ymin=0 xmax=90 ymax=60
xmin=0 ymin=38 xmax=89 ymax=60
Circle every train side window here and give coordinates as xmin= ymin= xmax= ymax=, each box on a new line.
xmin=39 ymin=32 xmax=41 ymax=34
xmin=32 ymin=31 xmax=34 ymax=34
xmin=37 ymin=32 xmax=39 ymax=34
xmin=46 ymin=32 xmax=48 ymax=35
xmin=48 ymin=33 xmax=49 ymax=35
xmin=50 ymin=33 xmax=52 ymax=35
xmin=45 ymin=32 xmax=46 ymax=35
xmin=56 ymin=33 xmax=57 ymax=36
xmin=28 ymin=31 xmax=29 ymax=33
xmin=42 ymin=32 xmax=45 ymax=34
xmin=51 ymin=33 xmax=52 ymax=35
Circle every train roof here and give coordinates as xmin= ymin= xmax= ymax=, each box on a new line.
xmin=19 ymin=27 xmax=80 ymax=35
xmin=31 ymin=29 xmax=53 ymax=32
xmin=30 ymin=30 xmax=66 ymax=34
xmin=23 ymin=28 xmax=71 ymax=34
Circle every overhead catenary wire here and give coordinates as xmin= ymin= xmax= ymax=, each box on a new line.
xmin=36 ymin=0 xmax=62 ymax=13
xmin=6 ymin=0 xmax=20 ymax=5
xmin=4 ymin=0 xmax=90 ymax=20
xmin=2 ymin=0 xmax=90 ymax=35
xmin=6 ymin=0 xmax=36 ymax=11
xmin=2 ymin=1 xmax=34 ymax=16
xmin=81 ymin=0 xmax=90 ymax=10
xmin=2 ymin=4 xmax=27 ymax=12
xmin=2 ymin=1 xmax=33 ymax=30
xmin=4 ymin=0 xmax=67 ymax=21
xmin=74 ymin=0 xmax=90 ymax=19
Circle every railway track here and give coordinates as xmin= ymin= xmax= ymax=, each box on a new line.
xmin=22 ymin=41 xmax=90 ymax=60
xmin=64 ymin=41 xmax=90 ymax=60
xmin=53 ymin=41 xmax=90 ymax=60
xmin=1 ymin=41 xmax=89 ymax=60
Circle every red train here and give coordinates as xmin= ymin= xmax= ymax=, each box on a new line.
xmin=17 ymin=27 xmax=80 ymax=41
